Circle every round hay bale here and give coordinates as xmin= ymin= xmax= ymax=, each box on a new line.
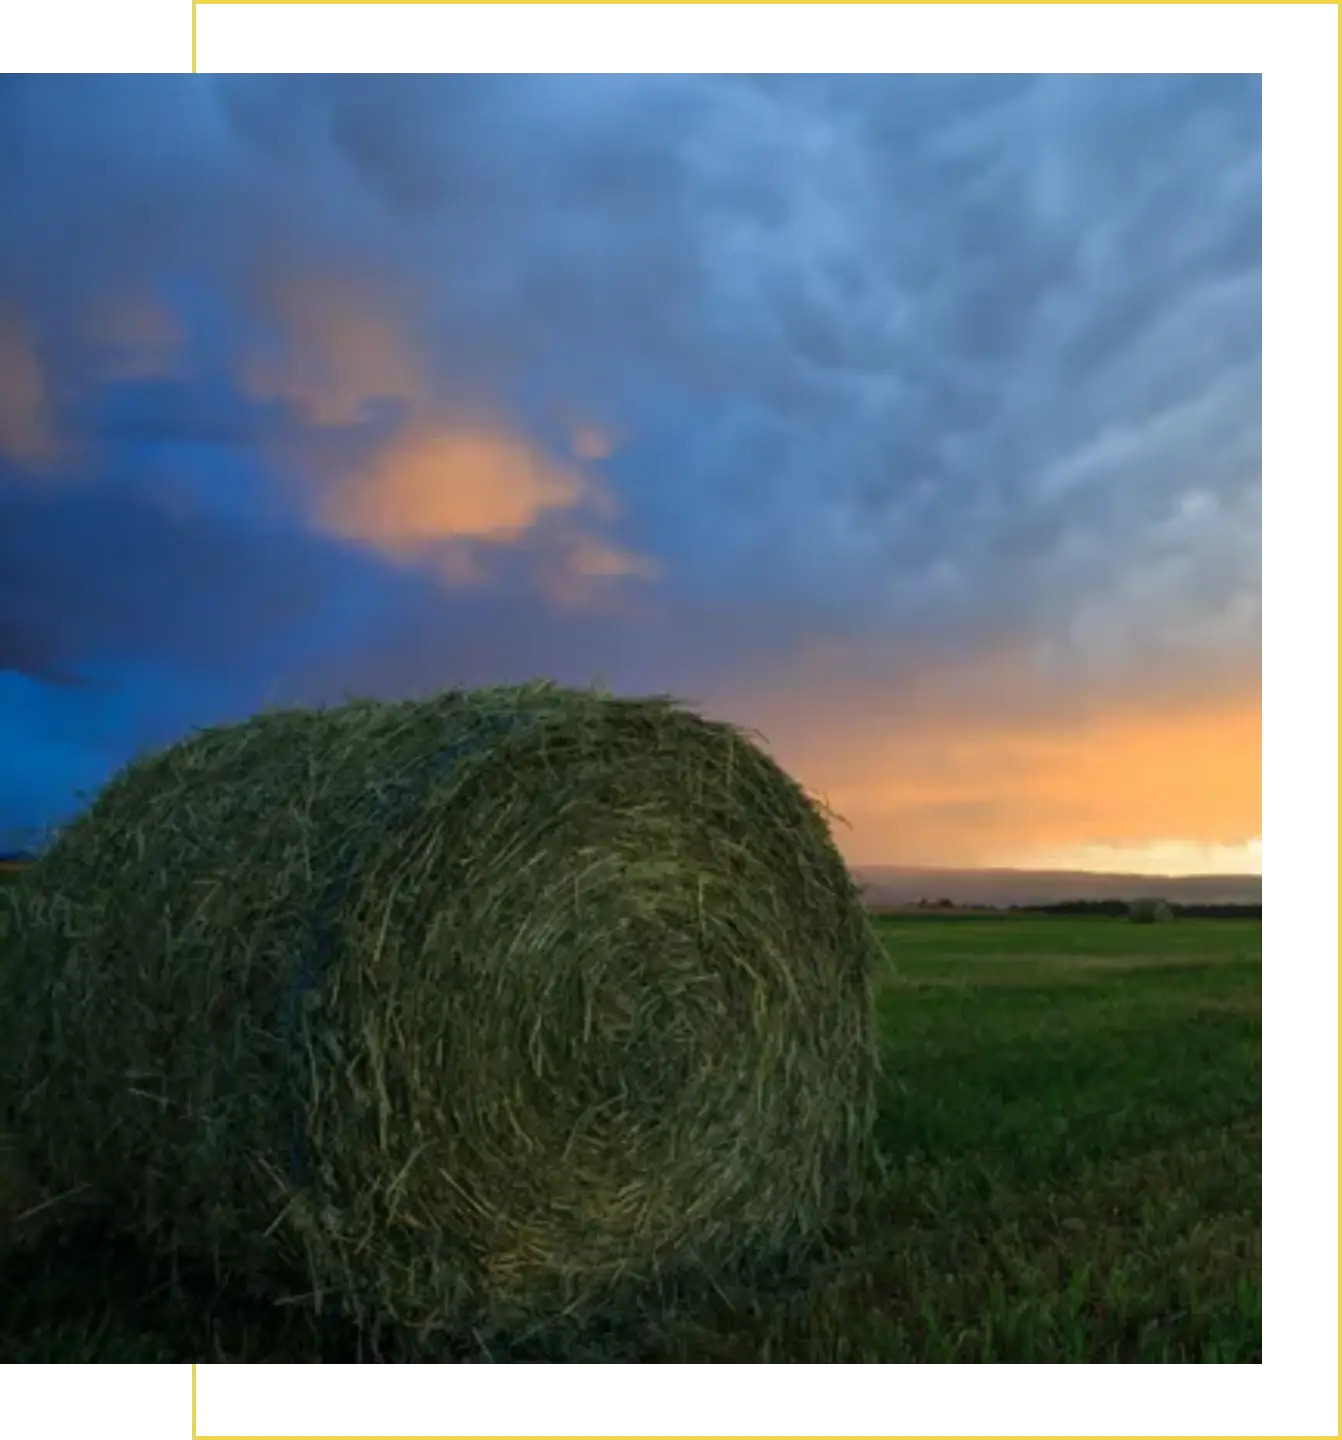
xmin=1128 ymin=897 xmax=1174 ymax=924
xmin=0 ymin=683 xmax=880 ymax=1339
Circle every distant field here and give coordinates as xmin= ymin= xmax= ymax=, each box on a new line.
xmin=0 ymin=911 xmax=1261 ymax=1361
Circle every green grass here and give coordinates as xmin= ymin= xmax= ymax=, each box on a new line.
xmin=0 ymin=912 xmax=1260 ymax=1362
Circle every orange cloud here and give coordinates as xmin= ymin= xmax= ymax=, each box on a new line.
xmin=243 ymin=272 xmax=656 ymax=600
xmin=564 ymin=533 xmax=659 ymax=581
xmin=569 ymin=422 xmax=617 ymax=462
xmin=542 ymin=532 xmax=661 ymax=609
xmin=0 ymin=308 xmax=58 ymax=470
xmin=320 ymin=425 xmax=587 ymax=551
xmin=238 ymin=273 xmax=429 ymax=427
xmin=312 ymin=420 xmax=658 ymax=600
xmin=714 ymin=650 xmax=1261 ymax=873
xmin=88 ymin=292 xmax=184 ymax=381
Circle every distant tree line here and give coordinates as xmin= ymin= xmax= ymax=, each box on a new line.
xmin=1014 ymin=899 xmax=1261 ymax=921
xmin=872 ymin=897 xmax=1261 ymax=921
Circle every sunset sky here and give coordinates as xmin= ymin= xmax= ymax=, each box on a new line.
xmin=0 ymin=75 xmax=1261 ymax=873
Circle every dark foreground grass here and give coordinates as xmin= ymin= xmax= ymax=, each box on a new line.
xmin=0 ymin=911 xmax=1260 ymax=1362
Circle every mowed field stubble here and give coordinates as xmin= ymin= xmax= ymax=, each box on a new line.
xmin=0 ymin=868 xmax=1261 ymax=1363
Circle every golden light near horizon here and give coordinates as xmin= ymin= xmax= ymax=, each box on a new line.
xmin=731 ymin=658 xmax=1262 ymax=875
xmin=1011 ymin=836 xmax=1262 ymax=878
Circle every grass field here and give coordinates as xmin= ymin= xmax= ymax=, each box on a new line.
xmin=0 ymin=894 xmax=1261 ymax=1362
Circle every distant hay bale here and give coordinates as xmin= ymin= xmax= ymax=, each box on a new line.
xmin=0 ymin=683 xmax=880 ymax=1340
xmin=1128 ymin=897 xmax=1174 ymax=924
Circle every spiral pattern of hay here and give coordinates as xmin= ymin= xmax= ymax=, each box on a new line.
xmin=0 ymin=683 xmax=879 ymax=1339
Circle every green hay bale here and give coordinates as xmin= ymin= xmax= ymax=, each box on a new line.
xmin=1128 ymin=897 xmax=1175 ymax=924
xmin=0 ymin=682 xmax=879 ymax=1339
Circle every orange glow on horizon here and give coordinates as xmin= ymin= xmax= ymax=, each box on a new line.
xmin=719 ymin=654 xmax=1261 ymax=874
xmin=1018 ymin=837 xmax=1261 ymax=877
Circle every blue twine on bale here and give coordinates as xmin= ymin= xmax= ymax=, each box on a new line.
xmin=279 ymin=714 xmax=522 ymax=1188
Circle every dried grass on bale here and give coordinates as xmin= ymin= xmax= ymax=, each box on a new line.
xmin=1 ymin=683 xmax=880 ymax=1341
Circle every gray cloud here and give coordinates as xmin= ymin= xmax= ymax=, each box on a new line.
xmin=0 ymin=75 xmax=1261 ymax=842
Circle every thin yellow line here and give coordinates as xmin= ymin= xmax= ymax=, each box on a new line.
xmin=191 ymin=0 xmax=197 ymax=71
xmin=188 ymin=1428 xmax=1267 ymax=1440
xmin=191 ymin=1364 xmax=197 ymax=1438
xmin=194 ymin=0 xmax=1336 ymax=7
xmin=1330 ymin=5 xmax=1342 ymax=1428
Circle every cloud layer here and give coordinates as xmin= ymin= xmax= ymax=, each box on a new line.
xmin=0 ymin=76 xmax=1261 ymax=868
